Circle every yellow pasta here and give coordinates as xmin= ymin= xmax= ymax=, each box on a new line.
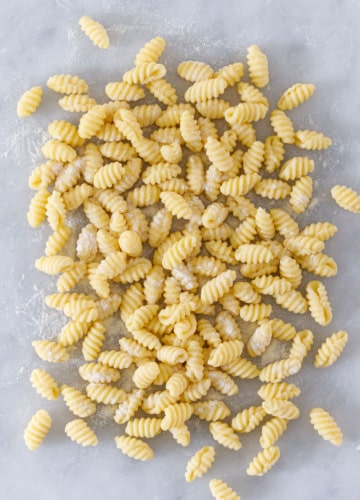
xmin=58 ymin=94 xmax=97 ymax=112
xmin=238 ymin=81 xmax=269 ymax=106
xmin=86 ymin=383 xmax=126 ymax=404
xmin=231 ymin=406 xmax=266 ymax=433
xmin=105 ymin=81 xmax=145 ymax=102
xmin=177 ymin=60 xmax=214 ymax=81
xmin=146 ymin=78 xmax=178 ymax=106
xmin=65 ymin=419 xmax=98 ymax=446
xmin=160 ymin=402 xmax=193 ymax=430
xmin=310 ymin=407 xmax=343 ymax=446
xmin=278 ymin=83 xmax=316 ymax=110
xmin=246 ymin=44 xmax=269 ymax=88
xmin=27 ymin=189 xmax=50 ymax=227
xmin=209 ymin=422 xmax=242 ymax=450
xmin=125 ymin=417 xmax=162 ymax=438
xmin=184 ymin=78 xmax=227 ymax=103
xmin=295 ymin=130 xmax=332 ymax=150
xmin=123 ymin=62 xmax=166 ymax=85
xmin=247 ymin=446 xmax=280 ymax=476
xmin=209 ymin=479 xmax=240 ymax=500
xmin=24 ymin=409 xmax=52 ymax=450
xmin=185 ymin=446 xmax=215 ymax=482
xmin=61 ymin=384 xmax=97 ymax=418
xmin=17 ymin=86 xmax=42 ymax=117
xmin=193 ymin=400 xmax=231 ymax=421
xmin=331 ymin=185 xmax=360 ymax=213
xmin=270 ymin=110 xmax=295 ymax=144
xmin=134 ymin=36 xmax=166 ymax=65
xmin=259 ymin=358 xmax=301 ymax=383
xmin=48 ymin=119 xmax=85 ymax=146
xmin=79 ymin=16 xmax=109 ymax=49
xmin=115 ymin=435 xmax=153 ymax=461
xmin=306 ymin=280 xmax=332 ymax=325
xmin=258 ymin=382 xmax=301 ymax=401
xmin=224 ymin=102 xmax=267 ymax=125
xmin=47 ymin=74 xmax=88 ymax=94
xmin=262 ymin=399 xmax=300 ymax=420
xmin=42 ymin=139 xmax=77 ymax=163
xmin=264 ymin=135 xmax=284 ymax=172
xmin=30 ymin=369 xmax=60 ymax=400
xmin=314 ymin=331 xmax=348 ymax=368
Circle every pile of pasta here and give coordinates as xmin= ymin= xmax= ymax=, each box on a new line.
xmin=20 ymin=21 xmax=359 ymax=500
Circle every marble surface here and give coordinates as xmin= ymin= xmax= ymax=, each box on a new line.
xmin=1 ymin=0 xmax=360 ymax=499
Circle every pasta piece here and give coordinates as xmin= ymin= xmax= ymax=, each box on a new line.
xmin=200 ymin=270 xmax=237 ymax=305
xmin=279 ymin=255 xmax=302 ymax=288
xmin=207 ymin=369 xmax=238 ymax=396
xmin=133 ymin=362 xmax=160 ymax=389
xmin=48 ymin=120 xmax=85 ymax=148
xmin=247 ymin=44 xmax=269 ymax=88
xmin=123 ymin=62 xmax=166 ymax=85
xmin=185 ymin=446 xmax=215 ymax=482
xmin=27 ymin=189 xmax=50 ymax=227
xmin=160 ymin=402 xmax=193 ymax=430
xmin=57 ymin=320 xmax=90 ymax=347
xmin=296 ymin=252 xmax=338 ymax=278
xmin=309 ymin=407 xmax=343 ymax=446
xmin=278 ymin=83 xmax=316 ymax=110
xmin=134 ymin=36 xmax=166 ymax=65
xmin=283 ymin=234 xmax=324 ymax=256
xmin=289 ymin=176 xmax=313 ymax=213
xmin=196 ymin=99 xmax=230 ymax=119
xmin=270 ymin=110 xmax=295 ymax=144
xmin=205 ymin=137 xmax=234 ymax=172
xmin=30 ymin=369 xmax=60 ymax=400
xmin=264 ymin=135 xmax=284 ymax=172
xmin=314 ymin=331 xmax=348 ymax=368
xmin=61 ymin=385 xmax=97 ymax=418
xmin=208 ymin=340 xmax=244 ymax=367
xmin=247 ymin=446 xmax=280 ymax=476
xmin=65 ymin=419 xmax=98 ymax=446
xmin=220 ymin=173 xmax=260 ymax=197
xmin=180 ymin=110 xmax=202 ymax=152
xmin=279 ymin=156 xmax=314 ymax=180
xmin=262 ymin=399 xmax=300 ymax=420
xmin=243 ymin=140 xmax=265 ymax=174
xmin=58 ymin=94 xmax=97 ymax=112
xmin=231 ymin=406 xmax=266 ymax=433
xmin=169 ymin=425 xmax=191 ymax=447
xmin=79 ymin=362 xmax=120 ymax=383
xmin=156 ymin=346 xmax=188 ymax=364
xmin=254 ymin=179 xmax=291 ymax=200
xmin=82 ymin=321 xmax=106 ymax=361
xmin=295 ymin=130 xmax=332 ymax=150
xmin=260 ymin=417 xmax=288 ymax=448
xmin=275 ymin=290 xmax=308 ymax=314
xmin=225 ymin=103 xmax=267 ymax=125
xmin=235 ymin=244 xmax=273 ymax=264
xmin=47 ymin=74 xmax=88 ymax=94
xmin=247 ymin=321 xmax=272 ymax=357
xmin=259 ymin=358 xmax=301 ymax=383
xmin=125 ymin=418 xmax=162 ymax=438
xmin=184 ymin=78 xmax=228 ymax=103
xmin=79 ymin=16 xmax=109 ymax=49
xmin=24 ymin=409 xmax=52 ymax=450
xmin=222 ymin=358 xmax=259 ymax=379
xmin=105 ymin=82 xmax=145 ymax=102
xmin=306 ymin=280 xmax=332 ymax=326
xmin=209 ymin=479 xmax=240 ymax=500
xmin=115 ymin=435 xmax=153 ymax=460
xmin=28 ymin=160 xmax=59 ymax=190
xmin=32 ymin=340 xmax=69 ymax=363
xmin=160 ymin=191 xmax=193 ymax=220
xmin=302 ymin=222 xmax=338 ymax=241
xmin=289 ymin=330 xmax=314 ymax=362
xmin=192 ymin=400 xmax=231 ymax=421
xmin=115 ymin=389 xmax=145 ymax=424
xmin=178 ymin=61 xmax=214 ymax=81
xmin=331 ymin=185 xmax=360 ymax=213
xmin=86 ymin=383 xmax=126 ymax=404
xmin=146 ymin=79 xmax=178 ymax=106
xmin=209 ymin=422 xmax=241 ymax=450
xmin=258 ymin=382 xmax=301 ymax=401
xmin=41 ymin=139 xmax=77 ymax=162
xmin=238 ymin=81 xmax=269 ymax=106
xmin=17 ymin=86 xmax=42 ymax=117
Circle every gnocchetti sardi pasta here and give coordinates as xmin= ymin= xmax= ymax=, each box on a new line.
xmin=18 ymin=22 xmax=356 ymax=500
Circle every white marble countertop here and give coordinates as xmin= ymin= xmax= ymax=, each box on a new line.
xmin=1 ymin=0 xmax=360 ymax=499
